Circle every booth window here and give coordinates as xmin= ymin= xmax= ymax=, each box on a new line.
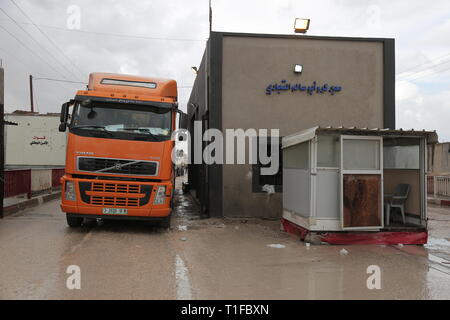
xmin=343 ymin=139 xmax=381 ymax=170
xmin=383 ymin=138 xmax=420 ymax=169
xmin=283 ymin=141 xmax=309 ymax=169
xmin=252 ymin=137 xmax=282 ymax=193
xmin=317 ymin=135 xmax=340 ymax=168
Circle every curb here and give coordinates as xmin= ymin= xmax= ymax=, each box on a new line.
xmin=428 ymin=198 xmax=450 ymax=207
xmin=3 ymin=191 xmax=61 ymax=217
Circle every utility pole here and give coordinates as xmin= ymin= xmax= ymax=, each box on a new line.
xmin=29 ymin=74 xmax=34 ymax=113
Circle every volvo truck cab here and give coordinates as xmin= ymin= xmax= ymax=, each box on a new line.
xmin=59 ymin=73 xmax=187 ymax=228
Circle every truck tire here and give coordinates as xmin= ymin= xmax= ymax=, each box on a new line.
xmin=66 ymin=214 xmax=83 ymax=228
xmin=160 ymin=215 xmax=171 ymax=229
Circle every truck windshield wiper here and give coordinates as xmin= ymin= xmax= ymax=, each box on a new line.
xmin=121 ymin=127 xmax=161 ymax=141
xmin=71 ymin=125 xmax=113 ymax=136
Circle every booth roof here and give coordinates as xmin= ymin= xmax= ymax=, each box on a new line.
xmin=282 ymin=126 xmax=439 ymax=149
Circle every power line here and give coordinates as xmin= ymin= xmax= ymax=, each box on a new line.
xmin=40 ymin=24 xmax=207 ymax=42
xmin=0 ymin=23 xmax=70 ymax=80
xmin=33 ymin=77 xmax=86 ymax=85
xmin=9 ymin=0 xmax=85 ymax=81
xmin=397 ymin=52 xmax=450 ymax=75
xmin=397 ymin=58 xmax=450 ymax=82
xmin=397 ymin=63 xmax=450 ymax=83
xmin=0 ymin=19 xmax=207 ymax=42
xmin=0 ymin=46 xmax=75 ymax=112
xmin=397 ymin=55 xmax=450 ymax=80
xmin=0 ymin=7 xmax=76 ymax=80
xmin=0 ymin=46 xmax=45 ymax=76
xmin=398 ymin=58 xmax=450 ymax=77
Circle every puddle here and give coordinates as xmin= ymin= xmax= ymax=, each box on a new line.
xmin=267 ymin=244 xmax=286 ymax=249
xmin=425 ymin=237 xmax=450 ymax=250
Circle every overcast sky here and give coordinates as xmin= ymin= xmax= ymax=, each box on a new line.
xmin=1 ymin=0 xmax=449 ymax=141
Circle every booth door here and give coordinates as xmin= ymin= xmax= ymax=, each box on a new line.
xmin=340 ymin=136 xmax=383 ymax=230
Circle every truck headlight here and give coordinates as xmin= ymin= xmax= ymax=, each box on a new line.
xmin=153 ymin=186 xmax=166 ymax=205
xmin=65 ymin=181 xmax=76 ymax=201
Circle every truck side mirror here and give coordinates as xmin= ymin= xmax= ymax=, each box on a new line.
xmin=60 ymin=102 xmax=69 ymax=123
xmin=59 ymin=102 xmax=70 ymax=132
xmin=59 ymin=123 xmax=67 ymax=132
xmin=179 ymin=112 xmax=188 ymax=130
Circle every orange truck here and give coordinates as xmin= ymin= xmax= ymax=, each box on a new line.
xmin=58 ymin=73 xmax=187 ymax=228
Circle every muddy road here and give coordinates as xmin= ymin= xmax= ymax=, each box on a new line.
xmin=1 ymin=190 xmax=449 ymax=299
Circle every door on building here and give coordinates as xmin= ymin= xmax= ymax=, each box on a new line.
xmin=340 ymin=136 xmax=383 ymax=230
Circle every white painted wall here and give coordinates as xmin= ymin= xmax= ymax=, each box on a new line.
xmin=4 ymin=115 xmax=66 ymax=166
xmin=31 ymin=169 xmax=52 ymax=192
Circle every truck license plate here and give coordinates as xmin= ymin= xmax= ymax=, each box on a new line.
xmin=102 ymin=208 xmax=128 ymax=215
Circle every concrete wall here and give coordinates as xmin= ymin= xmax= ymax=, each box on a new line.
xmin=30 ymin=169 xmax=52 ymax=192
xmin=428 ymin=143 xmax=450 ymax=175
xmin=221 ymin=36 xmax=385 ymax=132
xmin=4 ymin=115 xmax=66 ymax=167
xmin=188 ymin=49 xmax=208 ymax=118
xmin=221 ymin=35 xmax=386 ymax=218
xmin=187 ymin=49 xmax=210 ymax=214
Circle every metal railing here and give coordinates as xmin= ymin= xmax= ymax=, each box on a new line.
xmin=4 ymin=169 xmax=31 ymax=198
xmin=3 ymin=168 xmax=65 ymax=199
xmin=428 ymin=175 xmax=450 ymax=198
xmin=52 ymin=168 xmax=65 ymax=187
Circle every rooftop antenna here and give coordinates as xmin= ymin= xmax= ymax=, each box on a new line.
xmin=209 ymin=0 xmax=212 ymax=33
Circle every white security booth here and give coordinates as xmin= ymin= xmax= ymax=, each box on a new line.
xmin=282 ymin=126 xmax=437 ymax=232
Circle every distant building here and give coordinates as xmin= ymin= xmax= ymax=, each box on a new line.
xmin=4 ymin=111 xmax=66 ymax=168
xmin=428 ymin=142 xmax=450 ymax=175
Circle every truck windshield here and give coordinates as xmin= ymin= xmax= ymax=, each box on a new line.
xmin=71 ymin=101 xmax=172 ymax=141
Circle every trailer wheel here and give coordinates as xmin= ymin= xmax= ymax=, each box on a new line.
xmin=66 ymin=214 xmax=83 ymax=228
xmin=160 ymin=215 xmax=171 ymax=229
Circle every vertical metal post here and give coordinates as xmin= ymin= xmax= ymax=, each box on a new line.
xmin=204 ymin=0 xmax=212 ymax=218
xmin=0 ymin=67 xmax=4 ymax=218
xmin=29 ymin=74 xmax=34 ymax=113
xmin=209 ymin=0 xmax=212 ymax=33
xmin=433 ymin=175 xmax=437 ymax=198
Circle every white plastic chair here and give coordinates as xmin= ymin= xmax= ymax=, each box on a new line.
xmin=384 ymin=184 xmax=410 ymax=225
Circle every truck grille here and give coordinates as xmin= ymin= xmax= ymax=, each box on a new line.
xmin=92 ymin=182 xmax=140 ymax=194
xmin=78 ymin=157 xmax=158 ymax=176
xmin=79 ymin=182 xmax=152 ymax=207
xmin=91 ymin=196 xmax=140 ymax=207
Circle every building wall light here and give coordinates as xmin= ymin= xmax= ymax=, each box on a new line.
xmin=294 ymin=64 xmax=303 ymax=74
xmin=294 ymin=18 xmax=310 ymax=34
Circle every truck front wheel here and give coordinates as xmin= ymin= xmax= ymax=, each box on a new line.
xmin=66 ymin=214 xmax=83 ymax=228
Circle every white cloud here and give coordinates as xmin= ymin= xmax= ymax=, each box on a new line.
xmin=397 ymin=80 xmax=420 ymax=102
xmin=397 ymin=79 xmax=450 ymax=142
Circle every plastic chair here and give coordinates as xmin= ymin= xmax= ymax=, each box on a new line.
xmin=384 ymin=184 xmax=410 ymax=225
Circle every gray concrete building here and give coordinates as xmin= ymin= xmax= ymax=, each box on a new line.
xmin=428 ymin=142 xmax=450 ymax=175
xmin=187 ymin=32 xmax=395 ymax=218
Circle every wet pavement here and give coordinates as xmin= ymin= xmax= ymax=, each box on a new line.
xmin=0 ymin=183 xmax=449 ymax=299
